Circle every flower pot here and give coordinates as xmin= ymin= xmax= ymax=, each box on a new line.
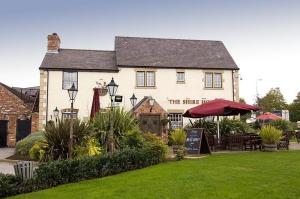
xmin=263 ymin=144 xmax=277 ymax=152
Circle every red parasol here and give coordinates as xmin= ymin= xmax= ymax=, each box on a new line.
xmin=90 ymin=88 xmax=100 ymax=119
xmin=256 ymin=112 xmax=281 ymax=121
xmin=183 ymin=99 xmax=259 ymax=118
xmin=183 ymin=99 xmax=260 ymax=141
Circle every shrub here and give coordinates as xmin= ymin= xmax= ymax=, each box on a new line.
xmin=121 ymin=127 xmax=145 ymax=148
xmin=186 ymin=118 xmax=253 ymax=135
xmin=43 ymin=119 xmax=93 ymax=160
xmin=186 ymin=119 xmax=217 ymax=134
xmin=259 ymin=125 xmax=282 ymax=145
xmin=170 ymin=129 xmax=186 ymax=146
xmin=16 ymin=132 xmax=44 ymax=156
xmin=0 ymin=173 xmax=21 ymax=198
xmin=175 ymin=146 xmax=185 ymax=161
xmin=270 ymin=119 xmax=293 ymax=132
xmin=73 ymin=137 xmax=101 ymax=159
xmin=93 ymin=108 xmax=139 ymax=152
xmin=29 ymin=142 xmax=47 ymax=161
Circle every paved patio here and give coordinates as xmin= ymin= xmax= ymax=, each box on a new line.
xmin=0 ymin=148 xmax=16 ymax=175
xmin=0 ymin=147 xmax=15 ymax=159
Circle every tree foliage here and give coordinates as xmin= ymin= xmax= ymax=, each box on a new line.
xmin=258 ymin=88 xmax=287 ymax=112
xmin=288 ymin=93 xmax=300 ymax=122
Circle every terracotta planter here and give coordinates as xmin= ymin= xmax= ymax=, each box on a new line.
xmin=263 ymin=144 xmax=277 ymax=152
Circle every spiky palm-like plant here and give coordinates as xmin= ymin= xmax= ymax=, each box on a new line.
xmin=92 ymin=108 xmax=139 ymax=152
xmin=43 ymin=119 xmax=92 ymax=160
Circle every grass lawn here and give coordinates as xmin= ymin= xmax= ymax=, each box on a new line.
xmin=10 ymin=151 xmax=300 ymax=199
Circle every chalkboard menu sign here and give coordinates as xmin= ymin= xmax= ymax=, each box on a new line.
xmin=185 ymin=128 xmax=210 ymax=155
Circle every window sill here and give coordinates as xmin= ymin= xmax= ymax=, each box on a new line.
xmin=204 ymin=87 xmax=224 ymax=90
xmin=176 ymin=81 xmax=185 ymax=84
xmin=135 ymin=86 xmax=157 ymax=89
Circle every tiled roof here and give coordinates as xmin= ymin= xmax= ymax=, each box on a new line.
xmin=115 ymin=36 xmax=238 ymax=70
xmin=40 ymin=49 xmax=119 ymax=71
xmin=40 ymin=36 xmax=238 ymax=71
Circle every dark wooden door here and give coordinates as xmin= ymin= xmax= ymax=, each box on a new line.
xmin=140 ymin=115 xmax=161 ymax=135
xmin=0 ymin=120 xmax=8 ymax=147
xmin=16 ymin=118 xmax=31 ymax=142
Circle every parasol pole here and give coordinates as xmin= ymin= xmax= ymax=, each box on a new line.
xmin=217 ymin=116 xmax=220 ymax=143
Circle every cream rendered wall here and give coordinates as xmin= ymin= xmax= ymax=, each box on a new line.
xmin=46 ymin=68 xmax=235 ymax=125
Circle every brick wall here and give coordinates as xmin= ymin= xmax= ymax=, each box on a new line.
xmin=0 ymin=84 xmax=39 ymax=147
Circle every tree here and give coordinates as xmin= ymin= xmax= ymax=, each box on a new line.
xmin=258 ymin=88 xmax=288 ymax=112
xmin=239 ymin=98 xmax=246 ymax=104
xmin=288 ymin=92 xmax=300 ymax=122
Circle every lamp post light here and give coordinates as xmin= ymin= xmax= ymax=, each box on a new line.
xmin=53 ymin=107 xmax=59 ymax=123
xmin=149 ymin=96 xmax=155 ymax=112
xmin=67 ymin=83 xmax=78 ymax=159
xmin=107 ymin=78 xmax=118 ymax=153
xmin=130 ymin=93 xmax=137 ymax=107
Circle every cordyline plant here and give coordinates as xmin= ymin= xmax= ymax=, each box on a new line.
xmin=92 ymin=108 xmax=139 ymax=153
xmin=259 ymin=125 xmax=282 ymax=145
xmin=43 ymin=119 xmax=93 ymax=160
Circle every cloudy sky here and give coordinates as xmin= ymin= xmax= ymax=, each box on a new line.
xmin=1 ymin=0 xmax=300 ymax=104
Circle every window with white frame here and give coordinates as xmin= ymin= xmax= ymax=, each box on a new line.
xmin=63 ymin=71 xmax=78 ymax=90
xmin=205 ymin=72 xmax=222 ymax=88
xmin=136 ymin=71 xmax=156 ymax=87
xmin=168 ymin=113 xmax=183 ymax=129
xmin=176 ymin=72 xmax=185 ymax=83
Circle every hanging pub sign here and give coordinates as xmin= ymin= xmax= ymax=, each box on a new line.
xmin=185 ymin=128 xmax=211 ymax=155
xmin=114 ymin=95 xmax=123 ymax=103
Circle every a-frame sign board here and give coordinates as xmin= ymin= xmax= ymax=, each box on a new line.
xmin=185 ymin=128 xmax=211 ymax=155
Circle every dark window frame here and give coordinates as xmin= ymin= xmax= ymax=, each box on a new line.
xmin=62 ymin=71 xmax=78 ymax=90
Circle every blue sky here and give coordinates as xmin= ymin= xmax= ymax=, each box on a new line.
xmin=1 ymin=0 xmax=300 ymax=103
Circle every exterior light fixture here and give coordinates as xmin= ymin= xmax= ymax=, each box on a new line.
xmin=149 ymin=96 xmax=155 ymax=112
xmin=107 ymin=77 xmax=119 ymax=154
xmin=130 ymin=93 xmax=137 ymax=107
xmin=107 ymin=78 xmax=118 ymax=97
xmin=67 ymin=83 xmax=78 ymax=159
xmin=68 ymin=83 xmax=78 ymax=101
xmin=53 ymin=107 xmax=59 ymax=122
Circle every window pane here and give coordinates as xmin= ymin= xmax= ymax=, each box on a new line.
xmin=214 ymin=73 xmax=222 ymax=88
xmin=136 ymin=72 xmax=145 ymax=87
xmin=205 ymin=73 xmax=213 ymax=88
xmin=146 ymin=72 xmax=155 ymax=87
xmin=63 ymin=72 xmax=78 ymax=89
xmin=177 ymin=72 xmax=185 ymax=82
xmin=168 ymin=113 xmax=183 ymax=129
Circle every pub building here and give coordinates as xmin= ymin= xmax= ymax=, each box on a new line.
xmin=39 ymin=33 xmax=239 ymax=139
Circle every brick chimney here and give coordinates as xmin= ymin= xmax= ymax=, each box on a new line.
xmin=47 ymin=33 xmax=60 ymax=53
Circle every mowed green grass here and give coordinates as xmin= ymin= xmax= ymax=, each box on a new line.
xmin=11 ymin=151 xmax=300 ymax=199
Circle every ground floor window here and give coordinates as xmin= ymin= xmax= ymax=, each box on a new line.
xmin=168 ymin=113 xmax=183 ymax=129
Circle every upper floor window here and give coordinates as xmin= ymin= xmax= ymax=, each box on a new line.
xmin=205 ymin=72 xmax=222 ymax=88
xmin=63 ymin=71 xmax=78 ymax=90
xmin=136 ymin=71 xmax=155 ymax=87
xmin=176 ymin=72 xmax=185 ymax=83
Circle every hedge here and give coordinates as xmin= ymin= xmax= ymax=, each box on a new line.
xmin=0 ymin=144 xmax=167 ymax=198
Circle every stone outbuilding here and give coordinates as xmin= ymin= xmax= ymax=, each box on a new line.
xmin=0 ymin=83 xmax=39 ymax=147
xmin=132 ymin=96 xmax=169 ymax=140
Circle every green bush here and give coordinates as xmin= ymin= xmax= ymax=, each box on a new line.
xmin=259 ymin=125 xmax=282 ymax=145
xmin=93 ymin=108 xmax=139 ymax=152
xmin=175 ymin=146 xmax=185 ymax=161
xmin=270 ymin=119 xmax=293 ymax=132
xmin=73 ymin=137 xmax=101 ymax=159
xmin=43 ymin=119 xmax=93 ymax=160
xmin=29 ymin=142 xmax=47 ymax=161
xmin=121 ymin=127 xmax=145 ymax=148
xmin=0 ymin=173 xmax=21 ymax=198
xmin=186 ymin=118 xmax=253 ymax=135
xmin=170 ymin=129 xmax=186 ymax=146
xmin=186 ymin=119 xmax=217 ymax=134
xmin=16 ymin=132 xmax=44 ymax=156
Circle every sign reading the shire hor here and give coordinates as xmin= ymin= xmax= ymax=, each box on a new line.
xmin=185 ymin=128 xmax=210 ymax=155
